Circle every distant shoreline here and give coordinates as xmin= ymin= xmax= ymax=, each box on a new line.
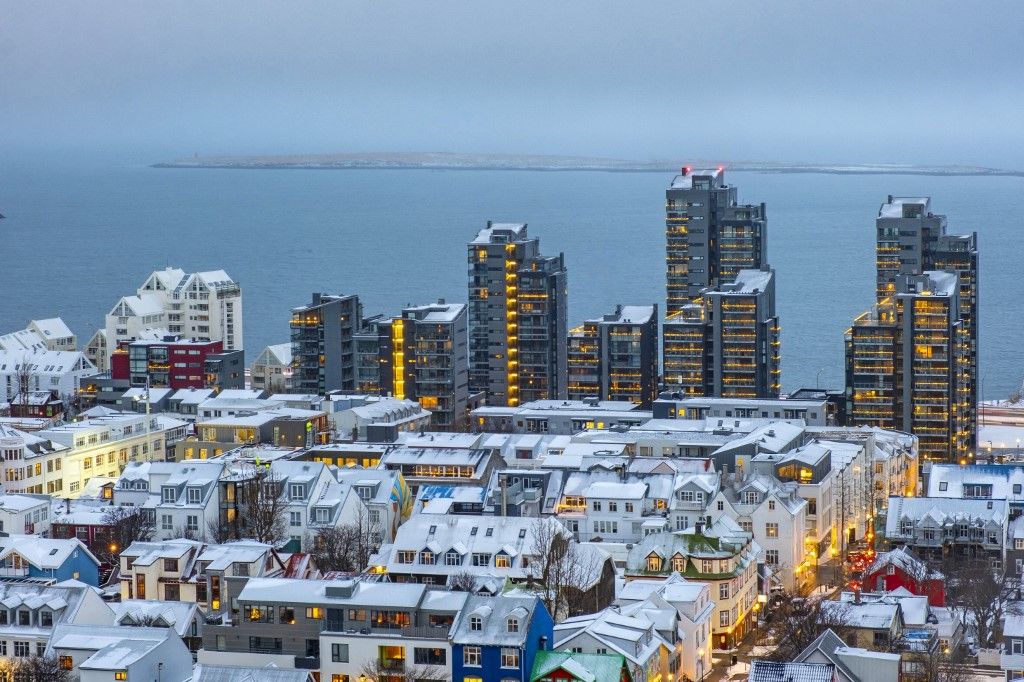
xmin=152 ymin=152 xmax=1024 ymax=177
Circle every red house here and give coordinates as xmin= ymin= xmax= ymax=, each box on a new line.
xmin=112 ymin=335 xmax=223 ymax=390
xmin=531 ymin=651 xmax=632 ymax=682
xmin=862 ymin=545 xmax=945 ymax=606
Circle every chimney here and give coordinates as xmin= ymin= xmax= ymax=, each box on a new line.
xmin=65 ymin=498 xmax=71 ymax=514
xmin=854 ymin=588 xmax=861 ymax=604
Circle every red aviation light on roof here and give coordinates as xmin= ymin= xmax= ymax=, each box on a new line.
xmin=717 ymin=165 xmax=724 ymax=172
xmin=683 ymin=166 xmax=691 ymax=174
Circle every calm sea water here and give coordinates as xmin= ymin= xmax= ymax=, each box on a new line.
xmin=1 ymin=157 xmax=1021 ymax=398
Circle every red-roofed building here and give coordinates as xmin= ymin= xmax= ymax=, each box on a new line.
xmin=862 ymin=546 xmax=945 ymax=606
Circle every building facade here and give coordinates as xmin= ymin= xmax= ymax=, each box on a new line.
xmin=290 ymin=293 xmax=362 ymax=395
xmin=567 ymin=304 xmax=659 ymax=407
xmin=468 ymin=222 xmax=568 ymax=407
xmin=665 ymin=167 xmax=767 ymax=314
xmin=355 ymin=301 xmax=470 ymax=430
xmin=663 ymin=268 xmax=781 ymax=398
xmin=846 ymin=271 xmax=970 ymax=462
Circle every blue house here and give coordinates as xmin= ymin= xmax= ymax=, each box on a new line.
xmin=0 ymin=535 xmax=100 ymax=585
xmin=451 ymin=594 xmax=553 ymax=682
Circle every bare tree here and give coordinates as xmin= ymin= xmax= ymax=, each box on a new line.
xmin=942 ymin=555 xmax=1020 ymax=648
xmin=101 ymin=505 xmax=155 ymax=564
xmin=359 ymin=659 xmax=448 ymax=682
xmin=206 ymin=517 xmax=232 ymax=544
xmin=237 ymin=465 xmax=288 ymax=545
xmin=309 ymin=508 xmax=382 ymax=573
xmin=10 ymin=655 xmax=75 ymax=682
xmin=448 ymin=571 xmax=478 ymax=592
xmin=766 ymin=595 xmax=854 ymax=661
xmin=528 ymin=518 xmax=601 ymax=620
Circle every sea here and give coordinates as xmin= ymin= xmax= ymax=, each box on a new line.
xmin=1 ymin=155 xmax=1022 ymax=398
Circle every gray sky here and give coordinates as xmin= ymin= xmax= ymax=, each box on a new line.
xmin=2 ymin=1 xmax=1023 ymax=166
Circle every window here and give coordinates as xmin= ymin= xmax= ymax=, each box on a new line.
xmin=445 ymin=550 xmax=462 ymax=566
xmin=290 ymin=512 xmax=301 ymax=527
xmin=717 ymin=501 xmax=724 ymax=511
xmin=289 ymin=483 xmax=305 ymax=500
xmin=1014 ymin=640 xmax=1023 ymax=655
xmin=608 ymin=501 xmax=618 ymax=513
xmin=719 ymin=611 xmax=730 ymax=627
xmin=186 ymin=515 xmax=199 ymax=531
xmin=939 ymin=482 xmax=948 ymax=491
xmin=765 ymin=523 xmax=779 ymax=538
xmin=414 ymin=647 xmax=446 ymax=665
xmin=765 ymin=550 xmax=779 ymax=565
xmin=115 ymin=673 xmax=127 ymax=681
xmin=592 ymin=501 xmax=602 ymax=512
xmin=1016 ymin=539 xmax=1024 ymax=550
xmin=164 ymin=583 xmax=180 ymax=600
xmin=40 ymin=610 xmax=53 ymax=627
xmin=331 ymin=676 xmax=350 ymax=682
xmin=187 ymin=487 xmax=202 ymax=503
xmin=18 ymin=610 xmax=29 ymax=625
xmin=464 ymin=646 xmax=481 ymax=666
xmin=501 ymin=647 xmax=520 ymax=668
xmin=14 ymin=641 xmax=29 ymax=657
xmin=59 ymin=656 xmax=72 ymax=670
xmin=397 ymin=550 xmax=415 ymax=564
xmin=420 ymin=550 xmax=435 ymax=565
xmin=507 ymin=617 xmax=519 ymax=632
xmin=625 ymin=503 xmax=634 ymax=513
xmin=470 ymin=616 xmax=482 ymax=631
xmin=164 ymin=558 xmax=178 ymax=572
xmin=719 ymin=583 xmax=730 ymax=599
xmin=1015 ymin=485 xmax=1022 ymax=495
xmin=161 ymin=514 xmax=173 ymax=530
xmin=162 ymin=487 xmax=176 ymax=503
xmin=306 ymin=607 xmax=324 ymax=619
xmin=472 ymin=553 xmax=491 ymax=566
xmin=768 ymin=500 xmax=776 ymax=511
xmin=331 ymin=642 xmax=349 ymax=662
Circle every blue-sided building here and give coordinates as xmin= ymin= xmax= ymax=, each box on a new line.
xmin=0 ymin=535 xmax=100 ymax=585
xmin=450 ymin=594 xmax=553 ymax=682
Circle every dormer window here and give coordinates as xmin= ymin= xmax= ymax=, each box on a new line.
xmin=470 ymin=616 xmax=482 ymax=631
xmin=40 ymin=610 xmax=53 ymax=627
xmin=315 ymin=508 xmax=330 ymax=523
xmin=356 ymin=485 xmax=374 ymax=500
xmin=445 ymin=550 xmax=462 ymax=566
xmin=485 ymin=528 xmax=494 ymax=537
xmin=162 ymin=487 xmax=176 ymax=503
xmin=187 ymin=487 xmax=202 ymax=504
xmin=507 ymin=617 xmax=519 ymax=633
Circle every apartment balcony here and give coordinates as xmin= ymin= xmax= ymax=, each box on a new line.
xmin=323 ymin=622 xmax=451 ymax=639
xmin=0 ymin=568 xmax=29 ymax=578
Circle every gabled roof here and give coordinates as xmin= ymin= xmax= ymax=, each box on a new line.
xmin=450 ymin=594 xmax=540 ymax=645
xmin=749 ymin=660 xmax=834 ymax=682
xmin=112 ymin=599 xmax=200 ymax=637
xmin=795 ymin=628 xmax=857 ymax=682
xmin=0 ymin=535 xmax=99 ymax=570
xmin=531 ymin=650 xmax=628 ymax=682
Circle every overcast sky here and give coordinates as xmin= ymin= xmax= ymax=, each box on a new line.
xmin=2 ymin=1 xmax=1023 ymax=166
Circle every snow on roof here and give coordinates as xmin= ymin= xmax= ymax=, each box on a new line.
xmin=48 ymin=624 xmax=173 ymax=669
xmin=470 ymin=222 xmax=527 ymax=244
xmin=169 ymin=388 xmax=217 ymax=404
xmin=878 ymin=196 xmax=930 ymax=219
xmin=669 ymin=167 xmax=723 ymax=190
xmin=450 ymin=594 xmax=539 ymax=645
xmin=0 ymin=535 xmax=98 ymax=570
xmin=121 ymin=539 xmax=203 ymax=566
xmin=112 ymin=600 xmax=199 ymax=637
xmin=532 ymin=651 xmax=625 ymax=682
xmin=192 ymin=664 xmax=313 ymax=682
xmin=749 ymin=661 xmax=835 ymax=682
xmin=865 ymin=546 xmax=941 ymax=580
xmin=885 ymin=496 xmax=1007 ymax=537
xmin=197 ymin=541 xmax=273 ymax=571
xmin=0 ymin=349 xmax=96 ymax=376
xmin=30 ymin=318 xmax=74 ymax=340
xmin=0 ymin=494 xmax=49 ymax=512
xmin=555 ymin=609 xmax=667 ymax=665
xmin=237 ymin=578 xmax=427 ymax=608
xmin=822 ymin=600 xmax=899 ymax=630
xmin=256 ymin=343 xmax=293 ymax=367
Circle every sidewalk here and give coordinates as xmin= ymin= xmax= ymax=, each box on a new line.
xmin=705 ymin=629 xmax=776 ymax=682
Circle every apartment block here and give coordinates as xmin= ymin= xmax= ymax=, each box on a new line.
xmin=663 ymin=268 xmax=781 ymax=398
xmin=846 ymin=270 xmax=970 ymax=462
xmin=567 ymin=304 xmax=659 ymax=407
xmin=354 ymin=301 xmax=470 ymax=430
xmin=874 ymin=196 xmax=978 ymax=459
xmin=468 ymin=222 xmax=568 ymax=407
xmin=89 ymin=268 xmax=242 ymax=372
xmin=290 ymin=293 xmax=362 ymax=395
xmin=665 ymin=167 xmax=767 ymax=314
